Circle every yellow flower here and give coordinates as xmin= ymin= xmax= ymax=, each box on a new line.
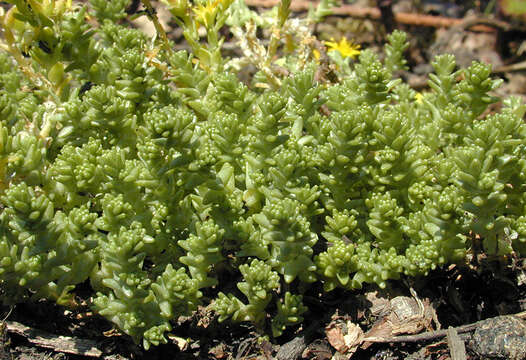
xmin=324 ymin=37 xmax=361 ymax=59
xmin=193 ymin=0 xmax=233 ymax=28
xmin=193 ymin=0 xmax=219 ymax=28
xmin=414 ymin=92 xmax=423 ymax=103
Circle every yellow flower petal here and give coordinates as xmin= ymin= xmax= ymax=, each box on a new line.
xmin=193 ymin=0 xmax=233 ymax=28
xmin=193 ymin=0 xmax=219 ymax=28
xmin=313 ymin=49 xmax=320 ymax=61
xmin=325 ymin=37 xmax=361 ymax=60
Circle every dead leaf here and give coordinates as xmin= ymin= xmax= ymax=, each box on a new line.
xmin=365 ymin=291 xmax=390 ymax=317
xmin=362 ymin=293 xmax=438 ymax=349
xmin=360 ymin=317 xmax=392 ymax=350
xmin=208 ymin=343 xmax=227 ymax=359
xmin=326 ymin=324 xmax=346 ymax=352
xmin=343 ymin=322 xmax=364 ymax=354
xmin=390 ymin=296 xmax=430 ymax=335
xmin=167 ymin=334 xmax=189 ymax=351
xmin=325 ymin=319 xmax=364 ymax=359
xmin=196 ymin=305 xmax=213 ymax=328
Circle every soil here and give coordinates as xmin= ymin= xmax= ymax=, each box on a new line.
xmin=1 ymin=0 xmax=526 ymax=359
xmin=2 ymin=259 xmax=526 ymax=359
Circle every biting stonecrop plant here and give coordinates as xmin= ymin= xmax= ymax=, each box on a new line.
xmin=1 ymin=0 xmax=526 ymax=349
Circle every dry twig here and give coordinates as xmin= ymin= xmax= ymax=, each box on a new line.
xmin=4 ymin=321 xmax=103 ymax=358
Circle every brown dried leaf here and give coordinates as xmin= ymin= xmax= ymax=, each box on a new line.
xmin=391 ymin=293 xmax=437 ymax=335
xmin=362 ymin=294 xmax=438 ymax=349
xmin=167 ymin=334 xmax=189 ymax=351
xmin=196 ymin=305 xmax=213 ymax=328
xmin=326 ymin=324 xmax=346 ymax=352
xmin=365 ymin=291 xmax=390 ymax=317
xmin=361 ymin=317 xmax=392 ymax=350
xmin=389 ymin=296 xmax=430 ymax=335
xmin=326 ymin=320 xmax=364 ymax=358
xmin=208 ymin=343 xmax=227 ymax=359
xmin=343 ymin=322 xmax=364 ymax=355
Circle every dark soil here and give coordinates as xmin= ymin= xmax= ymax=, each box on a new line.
xmin=1 ymin=257 xmax=525 ymax=359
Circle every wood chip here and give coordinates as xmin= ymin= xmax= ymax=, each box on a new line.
xmin=446 ymin=326 xmax=467 ymax=360
xmin=276 ymin=335 xmax=306 ymax=360
xmin=5 ymin=321 xmax=103 ymax=358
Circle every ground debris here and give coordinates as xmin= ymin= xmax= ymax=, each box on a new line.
xmin=301 ymin=339 xmax=332 ymax=360
xmin=209 ymin=343 xmax=228 ymax=359
xmin=276 ymin=335 xmax=307 ymax=360
xmin=325 ymin=316 xmax=364 ymax=358
xmin=468 ymin=315 xmax=526 ymax=360
xmin=5 ymin=320 xmax=103 ymax=357
xmin=446 ymin=326 xmax=467 ymax=360
xmin=362 ymin=291 xmax=438 ymax=348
